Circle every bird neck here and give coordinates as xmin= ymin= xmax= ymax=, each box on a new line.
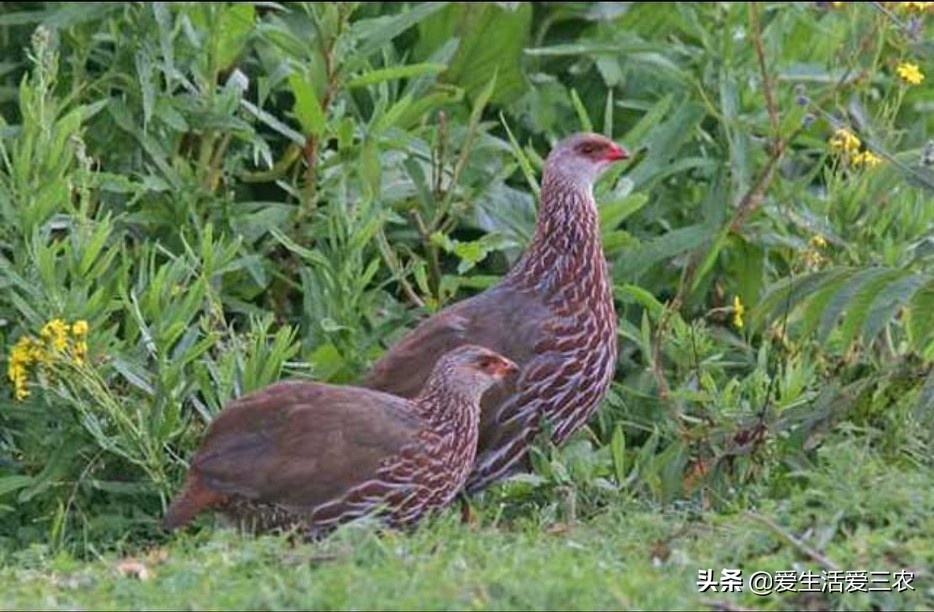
xmin=414 ymin=376 xmax=482 ymax=434
xmin=413 ymin=376 xmax=483 ymax=480
xmin=506 ymin=171 xmax=605 ymax=291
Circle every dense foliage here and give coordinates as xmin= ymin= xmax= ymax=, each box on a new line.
xmin=0 ymin=3 xmax=932 ymax=607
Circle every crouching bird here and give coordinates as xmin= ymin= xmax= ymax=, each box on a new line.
xmin=363 ymin=132 xmax=629 ymax=494
xmin=162 ymin=345 xmax=517 ymax=538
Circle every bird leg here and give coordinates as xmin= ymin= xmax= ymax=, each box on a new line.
xmin=458 ymin=492 xmax=478 ymax=528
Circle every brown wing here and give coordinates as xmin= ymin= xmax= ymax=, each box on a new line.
xmin=190 ymin=379 xmax=424 ymax=511
xmin=362 ymin=283 xmax=553 ymax=477
xmin=363 ymin=284 xmax=549 ymax=399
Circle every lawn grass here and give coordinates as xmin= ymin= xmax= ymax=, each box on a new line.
xmin=3 ymin=438 xmax=931 ymax=611
xmin=2 ymin=3 xmax=934 ymax=610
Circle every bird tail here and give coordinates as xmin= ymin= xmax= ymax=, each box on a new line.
xmin=162 ymin=474 xmax=226 ymax=530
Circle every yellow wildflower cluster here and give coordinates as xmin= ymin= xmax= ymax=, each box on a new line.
xmin=896 ymin=61 xmax=925 ymax=85
xmin=828 ymin=129 xmax=884 ymax=168
xmin=853 ymin=150 xmax=883 ymax=167
xmin=7 ymin=318 xmax=90 ymax=401
xmin=834 ymin=2 xmax=933 ymax=11
xmin=804 ymin=234 xmax=828 ymax=268
xmin=732 ymin=296 xmax=745 ymax=329
xmin=897 ymin=2 xmax=934 ymax=12
xmin=803 ymin=250 xmax=825 ymax=268
xmin=829 ymin=128 xmax=860 ymax=155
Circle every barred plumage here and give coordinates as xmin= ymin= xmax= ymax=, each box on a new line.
xmin=162 ymin=346 xmax=517 ymax=537
xmin=363 ymin=133 xmax=628 ymax=494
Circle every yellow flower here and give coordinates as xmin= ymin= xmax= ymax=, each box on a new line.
xmin=8 ymin=336 xmax=35 ymax=400
xmin=804 ymin=250 xmax=826 ymax=267
xmin=899 ymin=2 xmax=933 ymax=11
xmin=8 ymin=318 xmax=94 ymax=399
xmin=69 ymin=320 xmax=89 ymax=364
xmin=732 ymin=295 xmax=745 ymax=329
xmin=73 ymin=341 xmax=88 ymax=365
xmin=11 ymin=370 xmax=29 ymax=400
xmin=72 ymin=320 xmax=89 ymax=336
xmin=10 ymin=336 xmax=35 ymax=362
xmin=831 ymin=1 xmax=845 ymax=6
xmin=829 ymin=128 xmax=861 ymax=155
xmin=809 ymin=234 xmax=828 ymax=249
xmin=896 ymin=62 xmax=924 ymax=85
xmin=40 ymin=318 xmax=70 ymax=352
xmin=30 ymin=343 xmax=51 ymax=366
xmin=853 ymin=150 xmax=883 ymax=167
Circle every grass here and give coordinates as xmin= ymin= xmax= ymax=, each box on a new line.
xmin=2 ymin=438 xmax=932 ymax=611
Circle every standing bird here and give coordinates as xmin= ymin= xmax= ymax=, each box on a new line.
xmin=364 ymin=132 xmax=629 ymax=494
xmin=162 ymin=345 xmax=518 ymax=536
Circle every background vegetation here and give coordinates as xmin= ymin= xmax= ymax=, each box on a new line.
xmin=0 ymin=1 xmax=932 ymax=609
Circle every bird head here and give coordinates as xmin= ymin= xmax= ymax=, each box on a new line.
xmin=545 ymin=132 xmax=629 ymax=187
xmin=433 ymin=345 xmax=518 ymax=397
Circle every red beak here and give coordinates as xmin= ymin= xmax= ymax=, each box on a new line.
xmin=492 ymin=357 xmax=519 ymax=378
xmin=605 ymin=143 xmax=630 ymax=161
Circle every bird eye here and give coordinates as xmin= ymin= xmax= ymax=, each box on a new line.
xmin=474 ymin=356 xmax=506 ymax=375
xmin=476 ymin=357 xmax=495 ymax=371
xmin=579 ymin=142 xmax=602 ymax=155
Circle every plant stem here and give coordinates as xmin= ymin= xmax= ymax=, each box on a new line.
xmin=299 ymin=11 xmax=346 ymax=224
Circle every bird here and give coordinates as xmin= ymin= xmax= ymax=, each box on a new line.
xmin=363 ymin=132 xmax=629 ymax=494
xmin=162 ymin=345 xmax=518 ymax=537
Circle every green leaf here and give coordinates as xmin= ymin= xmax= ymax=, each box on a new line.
xmin=393 ymin=89 xmax=464 ymax=130
xmin=625 ymin=100 xmax=706 ymax=189
xmin=728 ymin=237 xmax=766 ymax=308
xmin=837 ymin=269 xmax=905 ymax=349
xmin=610 ymin=423 xmax=627 ymax=487
xmin=719 ymin=68 xmax=752 ymax=197
xmin=216 ymin=3 xmax=255 ymax=70
xmin=603 ymin=89 xmax=615 ymax=135
xmin=373 ymin=95 xmax=413 ymax=134
xmin=614 ymin=283 xmax=666 ymax=319
xmin=0 ymin=3 xmax=120 ymax=27
xmin=602 ymin=229 xmax=638 ymax=255
xmin=616 ymin=224 xmax=712 ymax=280
xmin=415 ymin=3 xmax=531 ymax=104
xmin=862 ymin=273 xmax=928 ymax=345
xmin=346 ymin=2 xmax=449 ymax=69
xmin=599 ymin=193 xmax=648 ymax=232
xmin=269 ymin=227 xmax=330 ymax=267
xmin=135 ymin=52 xmax=156 ymax=128
xmin=913 ymin=366 xmax=934 ymax=423
xmin=907 ymin=279 xmax=934 ymax=352
xmin=288 ymin=72 xmax=326 ymax=137
xmin=0 ymin=476 xmax=33 ymax=498
xmin=346 ymin=63 xmax=447 ymax=88
xmin=470 ymin=71 xmax=497 ymax=126
xmin=499 ymin=114 xmax=540 ymax=198
xmin=795 ymin=272 xmax=852 ymax=338
xmin=525 ymin=41 xmax=663 ymax=58
xmin=809 ymin=268 xmax=889 ymax=343
xmin=569 ymin=88 xmax=593 ymax=133
xmin=240 ymin=99 xmax=305 ymax=145
xmin=431 ymin=231 xmax=510 ymax=274
xmin=753 ymin=268 xmax=856 ymax=331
